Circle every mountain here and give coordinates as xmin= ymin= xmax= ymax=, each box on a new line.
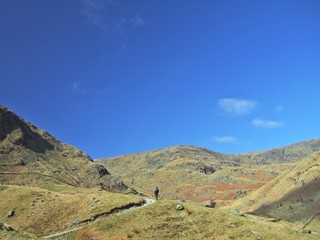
xmin=226 ymin=151 xmax=320 ymax=233
xmin=98 ymin=141 xmax=320 ymax=204
xmin=239 ymin=138 xmax=320 ymax=164
xmin=0 ymin=104 xmax=145 ymax=237
xmin=0 ymin=104 xmax=127 ymax=191
xmin=1 ymin=103 xmax=319 ymax=239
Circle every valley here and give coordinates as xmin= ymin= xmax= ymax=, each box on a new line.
xmin=1 ymin=103 xmax=320 ymax=239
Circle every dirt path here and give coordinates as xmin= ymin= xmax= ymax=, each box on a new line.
xmin=43 ymin=198 xmax=155 ymax=239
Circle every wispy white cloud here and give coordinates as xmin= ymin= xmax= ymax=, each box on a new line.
xmin=81 ymin=10 xmax=102 ymax=26
xmin=82 ymin=0 xmax=109 ymax=9
xmin=210 ymin=136 xmax=237 ymax=143
xmin=133 ymin=15 xmax=145 ymax=26
xmin=218 ymin=98 xmax=257 ymax=116
xmin=71 ymin=81 xmax=87 ymax=95
xmin=252 ymin=118 xmax=285 ymax=128
xmin=116 ymin=15 xmax=146 ymax=34
xmin=81 ymin=0 xmax=115 ymax=26
xmin=81 ymin=0 xmax=146 ymax=33
xmin=116 ymin=18 xmax=127 ymax=34
xmin=275 ymin=105 xmax=284 ymax=113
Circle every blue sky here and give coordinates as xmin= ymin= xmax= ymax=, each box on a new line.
xmin=1 ymin=0 xmax=320 ymax=159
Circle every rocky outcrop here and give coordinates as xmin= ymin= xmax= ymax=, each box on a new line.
xmin=0 ymin=106 xmax=54 ymax=153
xmin=96 ymin=164 xmax=110 ymax=177
xmin=198 ymin=164 xmax=215 ymax=175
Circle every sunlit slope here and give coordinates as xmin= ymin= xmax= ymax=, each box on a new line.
xmin=98 ymin=146 xmax=294 ymax=203
xmin=227 ymin=151 xmax=320 ymax=232
xmin=240 ymin=138 xmax=320 ymax=164
xmin=0 ymin=104 xmax=127 ymax=191
xmin=0 ymin=184 xmax=144 ymax=236
xmin=63 ymin=200 xmax=318 ymax=240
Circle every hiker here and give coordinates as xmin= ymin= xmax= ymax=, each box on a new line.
xmin=154 ymin=187 xmax=159 ymax=200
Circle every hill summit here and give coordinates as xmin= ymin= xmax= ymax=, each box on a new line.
xmin=98 ymin=140 xmax=320 ymax=203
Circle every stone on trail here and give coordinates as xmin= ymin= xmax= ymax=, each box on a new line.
xmin=72 ymin=218 xmax=80 ymax=226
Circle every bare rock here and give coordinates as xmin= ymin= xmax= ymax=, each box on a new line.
xmin=4 ymin=224 xmax=14 ymax=231
xmin=176 ymin=204 xmax=184 ymax=211
xmin=204 ymin=200 xmax=216 ymax=208
xmin=7 ymin=210 xmax=15 ymax=218
xmin=230 ymin=209 xmax=245 ymax=217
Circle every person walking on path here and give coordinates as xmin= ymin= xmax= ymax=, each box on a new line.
xmin=154 ymin=187 xmax=159 ymax=200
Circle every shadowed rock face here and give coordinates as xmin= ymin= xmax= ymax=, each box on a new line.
xmin=0 ymin=104 xmax=128 ymax=192
xmin=0 ymin=106 xmax=54 ymax=153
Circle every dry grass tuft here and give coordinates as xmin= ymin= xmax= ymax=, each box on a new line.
xmin=126 ymin=233 xmax=133 ymax=238
xmin=186 ymin=208 xmax=193 ymax=215
xmin=75 ymin=227 xmax=104 ymax=240
xmin=109 ymin=235 xmax=127 ymax=240
xmin=131 ymin=226 xmax=140 ymax=234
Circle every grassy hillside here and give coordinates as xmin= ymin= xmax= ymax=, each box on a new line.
xmin=0 ymin=184 xmax=144 ymax=236
xmin=98 ymin=146 xmax=295 ymax=203
xmin=58 ymin=200 xmax=318 ymax=240
xmin=227 ymin=151 xmax=320 ymax=233
xmin=0 ymin=104 xmax=127 ymax=192
xmin=0 ymin=104 xmax=147 ymax=238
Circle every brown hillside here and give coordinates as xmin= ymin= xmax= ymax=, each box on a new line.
xmin=0 ymin=104 xmax=127 ymax=192
xmin=98 ymin=146 xmax=296 ymax=204
xmin=226 ymin=151 xmax=320 ymax=233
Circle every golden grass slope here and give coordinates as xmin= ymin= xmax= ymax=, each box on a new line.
xmin=59 ymin=200 xmax=318 ymax=240
xmin=0 ymin=229 xmax=38 ymax=240
xmin=98 ymin=146 xmax=293 ymax=203
xmin=227 ymin=151 xmax=320 ymax=233
xmin=0 ymin=184 xmax=144 ymax=237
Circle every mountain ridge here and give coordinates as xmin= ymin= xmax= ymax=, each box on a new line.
xmin=0 ymin=104 xmax=128 ymax=192
xmin=98 ymin=140 xmax=320 ymax=203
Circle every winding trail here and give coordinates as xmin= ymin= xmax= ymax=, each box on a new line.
xmin=43 ymin=198 xmax=155 ymax=239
